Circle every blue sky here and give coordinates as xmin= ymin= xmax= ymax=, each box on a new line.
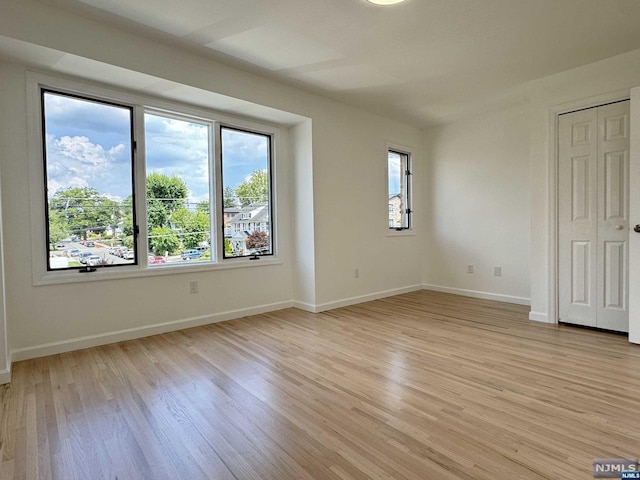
xmin=388 ymin=151 xmax=401 ymax=196
xmin=44 ymin=92 xmax=269 ymax=203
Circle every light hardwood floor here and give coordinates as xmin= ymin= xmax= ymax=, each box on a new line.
xmin=2 ymin=290 xmax=640 ymax=479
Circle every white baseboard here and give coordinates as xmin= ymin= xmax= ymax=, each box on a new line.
xmin=422 ymin=284 xmax=531 ymax=306
xmin=4 ymin=284 xmax=541 ymax=376
xmin=293 ymin=285 xmax=424 ymax=313
xmin=528 ymin=311 xmax=551 ymax=323
xmin=11 ymin=300 xmax=293 ymax=363
xmin=291 ymin=300 xmax=317 ymax=313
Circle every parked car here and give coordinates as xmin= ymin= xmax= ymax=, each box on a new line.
xmin=181 ymin=249 xmax=203 ymax=260
xmin=148 ymin=255 xmax=166 ymax=264
xmin=85 ymin=241 xmax=95 ymax=247
xmin=79 ymin=252 xmax=93 ymax=263
xmin=124 ymin=250 xmax=135 ymax=260
xmin=56 ymin=242 xmax=65 ymax=248
xmin=86 ymin=255 xmax=102 ymax=266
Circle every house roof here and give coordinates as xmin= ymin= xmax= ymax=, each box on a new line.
xmin=228 ymin=203 xmax=269 ymax=224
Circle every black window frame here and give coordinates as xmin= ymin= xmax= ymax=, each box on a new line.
xmin=388 ymin=148 xmax=412 ymax=231
xmin=220 ymin=125 xmax=275 ymax=260
xmin=41 ymin=88 xmax=139 ymax=272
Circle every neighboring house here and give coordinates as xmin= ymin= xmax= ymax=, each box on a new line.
xmin=388 ymin=194 xmax=403 ymax=228
xmin=229 ymin=203 xmax=269 ymax=234
xmin=226 ymin=203 xmax=270 ymax=253
xmin=223 ymin=207 xmax=242 ymax=237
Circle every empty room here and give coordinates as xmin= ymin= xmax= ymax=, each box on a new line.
xmin=1 ymin=0 xmax=640 ymax=478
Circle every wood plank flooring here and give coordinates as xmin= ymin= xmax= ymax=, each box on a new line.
xmin=2 ymin=290 xmax=640 ymax=479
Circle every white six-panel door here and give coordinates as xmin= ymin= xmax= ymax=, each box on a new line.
xmin=558 ymin=101 xmax=630 ymax=332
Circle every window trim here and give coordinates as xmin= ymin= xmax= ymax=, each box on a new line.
xmin=386 ymin=142 xmax=414 ymax=235
xmin=27 ymin=71 xmax=282 ymax=286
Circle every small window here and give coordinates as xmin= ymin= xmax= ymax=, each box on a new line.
xmin=388 ymin=149 xmax=412 ymax=230
xmin=221 ymin=127 xmax=273 ymax=258
xmin=42 ymin=90 xmax=137 ymax=270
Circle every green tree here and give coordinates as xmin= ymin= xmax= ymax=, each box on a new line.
xmin=235 ymin=170 xmax=268 ymax=206
xmin=97 ymin=197 xmax=121 ymax=235
xmin=49 ymin=187 xmax=117 ymax=240
xmin=48 ymin=210 xmax=69 ymax=244
xmin=146 ymin=173 xmax=188 ymax=229
xmin=196 ymin=200 xmax=210 ymax=213
xmin=223 ymin=186 xmax=237 ymax=208
xmin=120 ymin=195 xmax=134 ymax=236
xmin=182 ymin=211 xmax=210 ymax=249
xmin=149 ymin=226 xmax=179 ymax=255
xmin=169 ymin=207 xmax=192 ymax=230
xmin=123 ymin=236 xmax=135 ymax=249
xmin=171 ymin=208 xmax=210 ymax=249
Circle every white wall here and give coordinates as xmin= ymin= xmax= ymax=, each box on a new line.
xmin=291 ymin=119 xmax=317 ymax=309
xmin=0 ymin=1 xmax=424 ymax=362
xmin=424 ymin=104 xmax=531 ymax=304
xmin=528 ymin=48 xmax=640 ymax=323
xmin=310 ymin=104 xmax=424 ymax=308
xmin=423 ymin=47 xmax=640 ymax=324
xmin=1 ymin=58 xmax=295 ymax=357
xmin=8 ymin=0 xmax=638 ymax=368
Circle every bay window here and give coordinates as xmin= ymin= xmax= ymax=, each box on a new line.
xmin=34 ymin=76 xmax=277 ymax=280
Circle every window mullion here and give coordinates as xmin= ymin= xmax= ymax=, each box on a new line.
xmin=211 ymin=122 xmax=226 ymax=261
xmin=134 ymin=105 xmax=149 ymax=268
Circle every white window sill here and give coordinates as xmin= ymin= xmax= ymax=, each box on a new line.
xmin=387 ymin=229 xmax=415 ymax=237
xmin=33 ymin=257 xmax=283 ymax=287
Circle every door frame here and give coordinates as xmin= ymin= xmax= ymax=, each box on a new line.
xmin=548 ymin=90 xmax=630 ymax=327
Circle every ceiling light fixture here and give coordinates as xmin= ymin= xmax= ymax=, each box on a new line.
xmin=366 ymin=0 xmax=407 ymax=5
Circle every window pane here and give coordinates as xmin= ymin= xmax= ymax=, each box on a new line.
xmin=144 ymin=113 xmax=213 ymax=265
xmin=43 ymin=91 xmax=135 ymax=270
xmin=388 ymin=150 xmax=410 ymax=229
xmin=221 ymin=127 xmax=272 ymax=258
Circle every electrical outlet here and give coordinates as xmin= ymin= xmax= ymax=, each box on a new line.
xmin=354 ymin=268 xmax=360 ymax=278
xmin=189 ymin=280 xmax=198 ymax=294
xmin=494 ymin=266 xmax=502 ymax=277
xmin=467 ymin=264 xmax=474 ymax=274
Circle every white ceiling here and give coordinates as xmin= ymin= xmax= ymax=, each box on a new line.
xmin=24 ymin=0 xmax=640 ymax=126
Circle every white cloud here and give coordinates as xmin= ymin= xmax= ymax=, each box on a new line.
xmin=46 ymin=134 xmax=127 ymax=197
xmin=145 ymin=115 xmax=211 ymax=199
xmin=47 ymin=177 xmax=88 ymax=195
xmin=222 ymin=129 xmax=268 ymax=164
xmin=108 ymin=143 xmax=125 ymax=157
